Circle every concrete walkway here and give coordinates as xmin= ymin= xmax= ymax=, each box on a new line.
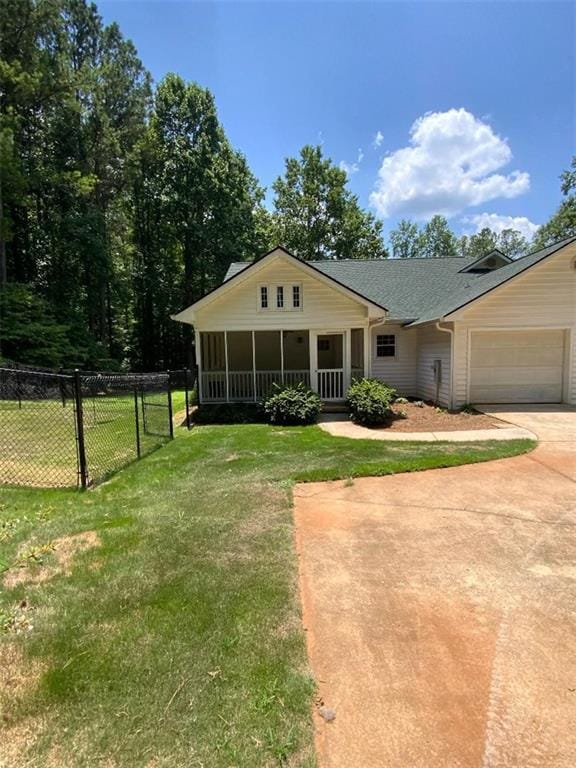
xmin=295 ymin=407 xmax=576 ymax=768
xmin=318 ymin=412 xmax=536 ymax=442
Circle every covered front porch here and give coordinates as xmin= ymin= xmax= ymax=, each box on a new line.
xmin=197 ymin=329 xmax=367 ymax=403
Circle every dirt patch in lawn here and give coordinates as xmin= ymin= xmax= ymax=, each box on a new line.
xmin=4 ymin=531 xmax=100 ymax=588
xmin=381 ymin=401 xmax=506 ymax=432
xmin=0 ymin=643 xmax=47 ymax=768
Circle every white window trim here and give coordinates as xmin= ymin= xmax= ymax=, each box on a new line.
xmin=257 ymin=283 xmax=303 ymax=312
xmin=257 ymin=283 xmax=270 ymax=311
xmin=375 ymin=333 xmax=397 ymax=359
xmin=275 ymin=284 xmax=285 ymax=310
xmin=291 ymin=282 xmax=303 ymax=311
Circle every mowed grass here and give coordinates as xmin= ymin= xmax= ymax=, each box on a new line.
xmin=0 ymin=423 xmax=535 ymax=767
xmin=0 ymin=392 xmax=181 ymax=488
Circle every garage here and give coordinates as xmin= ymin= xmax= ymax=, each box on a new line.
xmin=470 ymin=330 xmax=565 ymax=403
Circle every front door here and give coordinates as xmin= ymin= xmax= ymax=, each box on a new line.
xmin=316 ymin=333 xmax=345 ymax=400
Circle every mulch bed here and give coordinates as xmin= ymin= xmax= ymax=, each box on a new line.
xmin=380 ymin=401 xmax=506 ymax=432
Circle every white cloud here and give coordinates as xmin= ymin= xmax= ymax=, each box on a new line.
xmin=373 ymin=130 xmax=384 ymax=148
xmin=339 ymin=159 xmax=359 ymax=176
xmin=339 ymin=148 xmax=364 ymax=177
xmin=463 ymin=212 xmax=540 ymax=240
xmin=369 ymin=108 xmax=530 ymax=219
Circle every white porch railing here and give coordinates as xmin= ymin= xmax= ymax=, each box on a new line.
xmin=317 ymin=369 xmax=344 ymax=401
xmin=201 ymin=370 xmax=311 ymax=402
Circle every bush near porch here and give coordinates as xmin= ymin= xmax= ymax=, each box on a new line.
xmin=347 ymin=378 xmax=397 ymax=426
xmin=263 ymin=383 xmax=322 ymax=426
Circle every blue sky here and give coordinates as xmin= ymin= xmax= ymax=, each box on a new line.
xmin=100 ymin=1 xmax=575 ymax=242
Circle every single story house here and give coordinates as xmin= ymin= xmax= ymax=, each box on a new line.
xmin=172 ymin=237 xmax=576 ymax=408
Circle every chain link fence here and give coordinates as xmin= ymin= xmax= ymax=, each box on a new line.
xmin=0 ymin=365 xmax=193 ymax=489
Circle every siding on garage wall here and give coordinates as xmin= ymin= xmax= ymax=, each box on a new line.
xmin=194 ymin=258 xmax=370 ymax=331
xmin=416 ymin=325 xmax=451 ymax=406
xmin=370 ymin=324 xmax=418 ymax=395
xmin=452 ymin=326 xmax=469 ymax=407
xmin=450 ymin=242 xmax=576 ymax=404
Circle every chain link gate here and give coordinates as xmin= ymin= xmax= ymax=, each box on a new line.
xmin=0 ymin=365 xmax=191 ymax=489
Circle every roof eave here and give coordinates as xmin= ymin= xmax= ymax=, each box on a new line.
xmin=172 ymin=245 xmax=389 ymax=323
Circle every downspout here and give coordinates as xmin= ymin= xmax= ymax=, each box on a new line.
xmin=435 ymin=321 xmax=455 ymax=410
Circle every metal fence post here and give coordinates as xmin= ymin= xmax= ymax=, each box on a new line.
xmin=73 ymin=369 xmax=88 ymax=489
xmin=185 ymin=368 xmax=191 ymax=429
xmin=59 ymin=367 xmax=66 ymax=408
xmin=16 ymin=363 xmax=22 ymax=410
xmin=167 ymin=370 xmax=174 ymax=439
xmin=134 ymin=386 xmax=141 ymax=458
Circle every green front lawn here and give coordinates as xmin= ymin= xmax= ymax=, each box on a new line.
xmin=0 ymin=424 xmax=534 ymax=767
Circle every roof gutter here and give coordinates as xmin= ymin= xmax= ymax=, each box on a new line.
xmin=435 ymin=321 xmax=455 ymax=410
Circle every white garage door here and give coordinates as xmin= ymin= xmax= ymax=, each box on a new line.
xmin=470 ymin=330 xmax=565 ymax=403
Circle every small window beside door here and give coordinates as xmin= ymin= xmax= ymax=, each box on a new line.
xmin=376 ymin=334 xmax=396 ymax=357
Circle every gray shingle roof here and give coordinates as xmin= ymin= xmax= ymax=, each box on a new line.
xmin=223 ymin=237 xmax=576 ymax=324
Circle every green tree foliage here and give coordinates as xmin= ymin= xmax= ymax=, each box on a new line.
xmin=533 ymin=157 xmax=576 ymax=248
xmin=389 ymin=216 xmax=529 ymax=260
xmin=389 ymin=219 xmax=420 ymax=258
xmin=0 ymin=2 xmax=266 ymax=370
xmin=0 ymin=284 xmax=78 ymax=367
xmin=458 ymin=227 xmax=528 ymax=260
xmin=419 ymin=215 xmax=458 ymax=258
xmin=130 ymin=74 xmax=265 ymax=369
xmin=271 ymin=145 xmax=387 ymax=260
xmin=0 ymin=0 xmax=151 ymax=367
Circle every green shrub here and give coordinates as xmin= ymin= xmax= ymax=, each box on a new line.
xmin=346 ymin=378 xmax=396 ymax=426
xmin=262 ymin=383 xmax=322 ymax=426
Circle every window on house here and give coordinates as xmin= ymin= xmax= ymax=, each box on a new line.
xmin=376 ymin=334 xmax=396 ymax=357
xmin=292 ymin=284 xmax=301 ymax=308
xmin=276 ymin=286 xmax=284 ymax=308
xmin=260 ymin=285 xmax=268 ymax=309
xmin=318 ymin=339 xmax=330 ymax=352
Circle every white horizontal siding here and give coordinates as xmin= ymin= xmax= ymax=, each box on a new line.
xmin=195 ymin=259 xmax=369 ymax=331
xmin=452 ymin=325 xmax=469 ymax=407
xmin=370 ymin=324 xmax=418 ymax=396
xmin=452 ymin=242 xmax=576 ymax=404
xmin=416 ymin=325 xmax=451 ymax=407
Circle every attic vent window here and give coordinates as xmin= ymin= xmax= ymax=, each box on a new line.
xmin=260 ymin=286 xmax=268 ymax=309
xmin=276 ymin=286 xmax=284 ymax=308
xmin=292 ymin=285 xmax=301 ymax=308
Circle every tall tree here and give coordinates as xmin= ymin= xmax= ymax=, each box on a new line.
xmin=458 ymin=227 xmax=528 ymax=260
xmin=496 ymin=228 xmax=529 ymax=259
xmin=418 ymin=215 xmax=458 ymax=258
xmin=130 ymin=74 xmax=265 ymax=369
xmin=389 ymin=219 xmax=421 ymax=258
xmin=533 ymin=156 xmax=576 ymax=248
xmin=0 ymin=0 xmax=150 ymax=367
xmin=271 ymin=145 xmax=387 ymax=260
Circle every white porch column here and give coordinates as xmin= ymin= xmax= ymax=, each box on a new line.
xmin=309 ymin=331 xmax=318 ymax=393
xmin=252 ymin=331 xmax=257 ymax=402
xmin=224 ymin=331 xmax=230 ymax=402
xmin=364 ymin=325 xmax=371 ymax=378
xmin=280 ymin=330 xmax=285 ymax=384
xmin=343 ymin=328 xmax=352 ymax=393
xmin=195 ymin=330 xmax=203 ymax=403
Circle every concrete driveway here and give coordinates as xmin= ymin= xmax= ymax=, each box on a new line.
xmin=294 ymin=407 xmax=576 ymax=768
